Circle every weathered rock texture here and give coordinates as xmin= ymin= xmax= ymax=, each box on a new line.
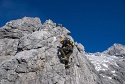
xmin=103 ymin=43 xmax=125 ymax=58
xmin=0 ymin=17 xmax=102 ymax=84
xmin=86 ymin=44 xmax=125 ymax=84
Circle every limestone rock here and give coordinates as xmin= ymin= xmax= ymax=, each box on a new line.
xmin=0 ymin=17 xmax=102 ymax=84
xmin=0 ymin=17 xmax=42 ymax=39
xmin=0 ymin=38 xmax=18 ymax=64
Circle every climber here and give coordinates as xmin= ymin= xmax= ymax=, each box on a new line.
xmin=59 ymin=37 xmax=74 ymax=68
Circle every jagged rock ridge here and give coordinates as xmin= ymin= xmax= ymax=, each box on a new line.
xmin=103 ymin=43 xmax=125 ymax=57
xmin=0 ymin=17 xmax=101 ymax=84
xmin=86 ymin=44 xmax=125 ymax=84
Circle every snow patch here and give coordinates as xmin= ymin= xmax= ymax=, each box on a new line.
xmin=86 ymin=53 xmax=122 ymax=71
xmin=111 ymin=70 xmax=115 ymax=73
xmin=108 ymin=77 xmax=112 ymax=79
xmin=113 ymin=74 xmax=117 ymax=76
xmin=102 ymin=64 xmax=108 ymax=68
xmin=102 ymin=76 xmax=112 ymax=80
xmin=53 ymin=37 xmax=57 ymax=42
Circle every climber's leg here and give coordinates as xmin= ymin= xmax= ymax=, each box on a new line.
xmin=65 ymin=58 xmax=71 ymax=69
xmin=65 ymin=46 xmax=73 ymax=58
xmin=65 ymin=46 xmax=73 ymax=68
xmin=59 ymin=47 xmax=67 ymax=60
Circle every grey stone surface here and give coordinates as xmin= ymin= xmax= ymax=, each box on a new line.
xmin=0 ymin=17 xmax=102 ymax=84
xmin=86 ymin=44 xmax=125 ymax=84
xmin=103 ymin=43 xmax=125 ymax=57
xmin=0 ymin=38 xmax=18 ymax=64
xmin=0 ymin=39 xmax=18 ymax=56
xmin=0 ymin=17 xmax=42 ymax=39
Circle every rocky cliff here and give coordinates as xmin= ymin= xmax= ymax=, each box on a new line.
xmin=0 ymin=17 xmax=102 ymax=84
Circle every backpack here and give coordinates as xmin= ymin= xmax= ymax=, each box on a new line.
xmin=64 ymin=38 xmax=74 ymax=47
xmin=70 ymin=42 xmax=74 ymax=47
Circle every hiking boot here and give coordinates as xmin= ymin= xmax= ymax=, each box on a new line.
xmin=65 ymin=63 xmax=70 ymax=68
xmin=61 ymin=57 xmax=67 ymax=60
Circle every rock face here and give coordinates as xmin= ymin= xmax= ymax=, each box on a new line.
xmin=0 ymin=17 xmax=101 ymax=84
xmin=103 ymin=43 xmax=125 ymax=58
xmin=0 ymin=17 xmax=42 ymax=39
xmin=86 ymin=44 xmax=125 ymax=84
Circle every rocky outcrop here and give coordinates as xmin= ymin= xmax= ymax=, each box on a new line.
xmin=0 ymin=17 xmax=42 ymax=39
xmin=0 ymin=17 xmax=42 ymax=64
xmin=0 ymin=17 xmax=102 ymax=84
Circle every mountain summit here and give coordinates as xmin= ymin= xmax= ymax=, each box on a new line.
xmin=103 ymin=43 xmax=125 ymax=57
xmin=0 ymin=17 xmax=101 ymax=84
xmin=86 ymin=44 xmax=125 ymax=84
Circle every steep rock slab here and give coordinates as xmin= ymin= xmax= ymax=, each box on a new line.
xmin=0 ymin=17 xmax=42 ymax=64
xmin=0 ymin=17 xmax=102 ymax=84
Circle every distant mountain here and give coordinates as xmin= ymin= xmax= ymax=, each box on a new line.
xmin=103 ymin=43 xmax=125 ymax=57
xmin=86 ymin=44 xmax=125 ymax=84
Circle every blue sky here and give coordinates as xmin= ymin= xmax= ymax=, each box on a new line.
xmin=0 ymin=0 xmax=125 ymax=52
